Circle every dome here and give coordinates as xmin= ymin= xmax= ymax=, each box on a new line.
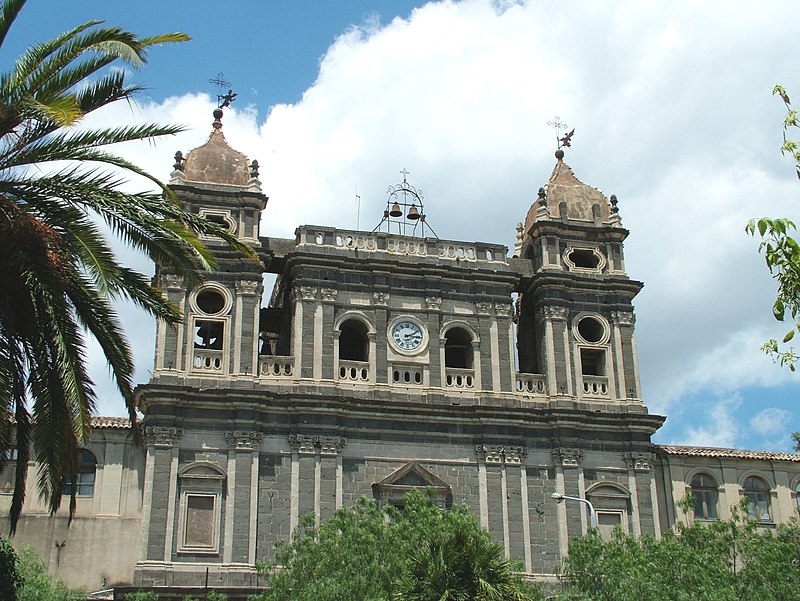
xmin=523 ymin=151 xmax=612 ymax=234
xmin=181 ymin=109 xmax=251 ymax=186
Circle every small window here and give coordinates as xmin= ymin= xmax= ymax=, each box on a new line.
xmin=195 ymin=320 xmax=224 ymax=350
xmin=691 ymin=474 xmax=718 ymax=520
xmin=743 ymin=476 xmax=771 ymax=522
xmin=339 ymin=319 xmax=368 ymax=362
xmin=63 ymin=449 xmax=97 ymax=497
xmin=201 ymin=211 xmax=235 ymax=234
xmin=596 ymin=511 xmax=623 ymax=540
xmin=444 ymin=328 xmax=473 ymax=369
xmin=0 ymin=448 xmax=17 ymax=494
xmin=184 ymin=494 xmax=216 ymax=548
xmin=580 ymin=348 xmax=605 ymax=376
xmin=196 ymin=289 xmax=226 ymax=315
xmin=568 ymin=249 xmax=600 ymax=269
xmin=577 ymin=316 xmax=605 ymax=343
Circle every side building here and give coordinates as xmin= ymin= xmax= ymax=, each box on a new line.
xmin=2 ymin=111 xmax=799 ymax=592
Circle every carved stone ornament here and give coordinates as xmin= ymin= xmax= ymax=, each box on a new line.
xmin=624 ymin=451 xmax=655 ymax=472
xmin=289 ymin=434 xmax=346 ymax=456
xmin=475 ymin=302 xmax=493 ymax=316
xmin=144 ymin=426 xmax=184 ymax=448
xmin=235 ymin=280 xmax=260 ymax=296
xmin=162 ymin=274 xmax=185 ymax=291
xmin=320 ymin=288 xmax=338 ymax=303
xmin=542 ymin=305 xmax=569 ymax=321
xmin=373 ymin=292 xmax=390 ymax=306
xmin=475 ymin=444 xmax=528 ymax=466
xmin=295 ymin=286 xmax=317 ymax=302
xmin=425 ymin=296 xmax=442 ymax=311
xmin=494 ymin=303 xmax=512 ymax=318
xmin=225 ymin=430 xmax=263 ymax=451
xmin=552 ymin=447 xmax=584 ymax=468
xmin=611 ymin=311 xmax=636 ymax=327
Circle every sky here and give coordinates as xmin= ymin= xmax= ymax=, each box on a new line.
xmin=4 ymin=0 xmax=800 ymax=451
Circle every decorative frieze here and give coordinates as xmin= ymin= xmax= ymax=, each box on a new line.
xmin=235 ymin=280 xmax=260 ymax=296
xmin=294 ymin=286 xmax=317 ymax=302
xmin=144 ymin=426 xmax=183 ymax=448
xmin=611 ymin=311 xmax=636 ymax=326
xmin=373 ymin=292 xmax=390 ymax=307
xmin=494 ymin=303 xmax=512 ymax=318
xmin=289 ymin=434 xmax=346 ymax=456
xmin=624 ymin=451 xmax=655 ymax=471
xmin=541 ymin=305 xmax=569 ymax=321
xmin=320 ymin=288 xmax=338 ymax=303
xmin=225 ymin=430 xmax=263 ymax=451
xmin=425 ymin=296 xmax=442 ymax=311
xmin=475 ymin=444 xmax=528 ymax=465
xmin=552 ymin=447 xmax=584 ymax=468
xmin=475 ymin=302 xmax=493 ymax=316
xmin=162 ymin=274 xmax=185 ymax=291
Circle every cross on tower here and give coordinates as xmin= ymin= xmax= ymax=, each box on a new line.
xmin=209 ymin=72 xmax=236 ymax=109
xmin=400 ymin=168 xmax=411 ymax=182
xmin=547 ymin=115 xmax=575 ymax=150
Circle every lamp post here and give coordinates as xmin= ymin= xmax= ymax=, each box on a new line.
xmin=551 ymin=492 xmax=597 ymax=529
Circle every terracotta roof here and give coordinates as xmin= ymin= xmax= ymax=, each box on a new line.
xmin=658 ymin=444 xmax=800 ymax=463
xmin=90 ymin=416 xmax=134 ymax=429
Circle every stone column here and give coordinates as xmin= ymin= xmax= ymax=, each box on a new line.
xmin=225 ymin=431 xmax=263 ymax=563
xmin=141 ymin=426 xmax=183 ymax=564
xmin=476 ymin=302 xmax=495 ymax=392
xmin=541 ymin=306 xmax=569 ymax=397
xmin=373 ymin=292 xmax=390 ymax=384
xmin=235 ymin=280 xmax=261 ymax=376
xmin=624 ymin=451 xmax=657 ymax=537
xmin=320 ymin=288 xmax=338 ymax=381
xmin=294 ymin=286 xmax=317 ymax=379
xmin=425 ymin=296 xmax=442 ymax=388
xmin=612 ymin=311 xmax=638 ymax=400
xmin=495 ymin=302 xmax=515 ymax=393
xmin=552 ymin=447 xmax=584 ymax=560
xmin=288 ymin=434 xmax=346 ymax=528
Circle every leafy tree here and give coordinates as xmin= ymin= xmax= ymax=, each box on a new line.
xmin=555 ymin=499 xmax=800 ymax=601
xmin=0 ymin=536 xmax=22 ymax=601
xmin=746 ymin=85 xmax=800 ymax=373
xmin=0 ymin=0 xmax=257 ymax=531
xmin=16 ymin=545 xmax=83 ymax=601
xmin=255 ymin=491 xmax=540 ymax=601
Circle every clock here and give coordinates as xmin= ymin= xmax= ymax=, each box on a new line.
xmin=391 ymin=320 xmax=424 ymax=352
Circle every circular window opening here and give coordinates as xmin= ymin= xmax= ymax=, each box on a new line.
xmin=577 ymin=316 xmax=604 ymax=343
xmin=196 ymin=289 xmax=226 ymax=315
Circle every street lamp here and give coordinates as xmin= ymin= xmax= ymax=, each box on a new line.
xmin=551 ymin=492 xmax=597 ymax=529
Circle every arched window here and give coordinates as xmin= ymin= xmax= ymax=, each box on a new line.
xmin=339 ymin=319 xmax=368 ymax=362
xmin=444 ymin=327 xmax=473 ymax=369
xmin=743 ymin=476 xmax=771 ymax=522
xmin=62 ymin=449 xmax=97 ymax=497
xmin=690 ymin=473 xmax=718 ymax=520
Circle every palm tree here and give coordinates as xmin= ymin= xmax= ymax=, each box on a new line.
xmin=395 ymin=517 xmax=538 ymax=601
xmin=0 ymin=0 xmax=256 ymax=532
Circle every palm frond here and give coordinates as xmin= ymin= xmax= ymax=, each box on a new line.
xmin=0 ymin=0 xmax=23 ymax=51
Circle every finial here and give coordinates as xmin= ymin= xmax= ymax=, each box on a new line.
xmin=610 ymin=194 xmax=619 ymax=214
xmin=250 ymin=160 xmax=260 ymax=179
xmin=537 ymin=187 xmax=547 ymax=206
xmin=173 ymin=151 xmax=184 ymax=172
xmin=555 ymin=149 xmax=564 ymax=160
xmin=212 ymin=108 xmax=223 ymax=129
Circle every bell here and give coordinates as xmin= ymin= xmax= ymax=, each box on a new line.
xmin=407 ymin=204 xmax=420 ymax=220
xmin=389 ymin=202 xmax=402 ymax=217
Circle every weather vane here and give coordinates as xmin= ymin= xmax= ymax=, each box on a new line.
xmin=209 ymin=72 xmax=237 ymax=109
xmin=547 ymin=115 xmax=575 ymax=150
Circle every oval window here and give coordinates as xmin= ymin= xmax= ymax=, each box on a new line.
xmin=569 ymin=249 xmax=600 ymax=269
xmin=196 ymin=289 xmax=226 ymax=315
xmin=577 ymin=316 xmax=604 ymax=343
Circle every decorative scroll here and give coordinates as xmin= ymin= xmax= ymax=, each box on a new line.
xmin=144 ymin=426 xmax=184 ymax=448
xmin=552 ymin=447 xmax=584 ymax=468
xmin=624 ymin=451 xmax=655 ymax=471
xmin=225 ymin=431 xmax=263 ymax=451
xmin=320 ymin=288 xmax=338 ymax=303
xmin=289 ymin=434 xmax=346 ymax=456
xmin=475 ymin=444 xmax=528 ymax=465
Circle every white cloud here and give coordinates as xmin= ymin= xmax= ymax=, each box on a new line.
xmin=679 ymin=397 xmax=742 ymax=448
xmin=72 ymin=0 xmax=800 ymax=431
xmin=750 ymin=408 xmax=792 ymax=437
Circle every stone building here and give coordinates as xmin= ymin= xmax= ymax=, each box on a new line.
xmin=2 ymin=110 xmax=799 ymax=592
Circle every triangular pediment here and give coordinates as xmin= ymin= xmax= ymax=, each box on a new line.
xmin=374 ymin=461 xmax=450 ymax=492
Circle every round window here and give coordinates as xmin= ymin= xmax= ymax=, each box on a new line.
xmin=577 ymin=316 xmax=604 ymax=343
xmin=196 ymin=289 xmax=226 ymax=315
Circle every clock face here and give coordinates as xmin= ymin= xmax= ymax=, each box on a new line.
xmin=391 ymin=321 xmax=424 ymax=351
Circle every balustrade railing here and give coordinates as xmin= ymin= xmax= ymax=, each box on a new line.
xmin=445 ymin=367 xmax=475 ymax=389
xmin=192 ymin=349 xmax=224 ymax=373
xmin=339 ymin=360 xmax=370 ymax=382
xmin=259 ymin=356 xmax=295 ymax=378
xmin=582 ymin=375 xmax=609 ymax=397
xmin=515 ymin=373 xmax=547 ymax=395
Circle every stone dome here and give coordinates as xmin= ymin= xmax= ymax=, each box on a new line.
xmin=523 ymin=152 xmax=612 ymax=235
xmin=181 ymin=109 xmax=251 ymax=186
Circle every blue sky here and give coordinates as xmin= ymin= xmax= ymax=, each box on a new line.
xmin=5 ymin=1 xmax=800 ymax=451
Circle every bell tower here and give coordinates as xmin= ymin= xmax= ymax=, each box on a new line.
xmin=151 ymin=108 xmax=267 ymax=381
xmin=516 ymin=149 xmax=642 ymax=402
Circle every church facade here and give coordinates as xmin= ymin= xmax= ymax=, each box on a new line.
xmin=3 ymin=111 xmax=800 ymax=592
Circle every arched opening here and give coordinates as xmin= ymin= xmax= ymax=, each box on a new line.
xmin=62 ymin=449 xmax=97 ymax=497
xmin=743 ymin=476 xmax=771 ymax=522
xmin=339 ymin=319 xmax=369 ymax=362
xmin=690 ymin=473 xmax=718 ymax=520
xmin=444 ymin=327 xmax=473 ymax=369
